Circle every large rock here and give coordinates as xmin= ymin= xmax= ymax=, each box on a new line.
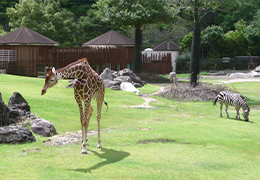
xmin=103 ymin=79 xmax=121 ymax=88
xmin=118 ymin=68 xmax=144 ymax=85
xmin=228 ymin=73 xmax=250 ymax=79
xmin=100 ymin=68 xmax=114 ymax=80
xmin=32 ymin=119 xmax=56 ymax=137
xmin=255 ymin=65 xmax=260 ymax=72
xmin=0 ymin=125 xmax=36 ymax=144
xmin=114 ymin=76 xmax=132 ymax=83
xmin=0 ymin=92 xmax=30 ymax=126
xmin=0 ymin=93 xmax=10 ymax=126
xmin=8 ymin=92 xmax=30 ymax=112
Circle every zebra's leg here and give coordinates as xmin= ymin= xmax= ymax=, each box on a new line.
xmin=235 ymin=106 xmax=241 ymax=120
xmin=220 ymin=103 xmax=223 ymax=117
xmin=225 ymin=104 xmax=230 ymax=118
xmin=220 ymin=104 xmax=223 ymax=117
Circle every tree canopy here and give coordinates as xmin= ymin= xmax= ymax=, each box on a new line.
xmin=0 ymin=0 xmax=260 ymax=57
xmin=6 ymin=0 xmax=76 ymax=45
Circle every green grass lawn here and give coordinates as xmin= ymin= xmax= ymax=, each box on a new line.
xmin=0 ymin=74 xmax=260 ymax=180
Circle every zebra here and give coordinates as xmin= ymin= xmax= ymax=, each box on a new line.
xmin=213 ymin=91 xmax=250 ymax=121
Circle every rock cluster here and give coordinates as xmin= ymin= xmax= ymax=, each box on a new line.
xmin=227 ymin=65 xmax=260 ymax=78
xmin=0 ymin=125 xmax=35 ymax=144
xmin=0 ymin=92 xmax=30 ymax=126
xmin=100 ymin=68 xmax=145 ymax=90
xmin=0 ymin=92 xmax=56 ymax=144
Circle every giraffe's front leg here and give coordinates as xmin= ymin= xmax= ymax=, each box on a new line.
xmin=81 ymin=104 xmax=93 ymax=154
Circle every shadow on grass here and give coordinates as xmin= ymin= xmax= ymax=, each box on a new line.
xmin=226 ymin=117 xmax=254 ymax=123
xmin=68 ymin=148 xmax=130 ymax=173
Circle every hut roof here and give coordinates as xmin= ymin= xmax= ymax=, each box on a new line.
xmin=82 ymin=30 xmax=134 ymax=47
xmin=152 ymin=40 xmax=179 ymax=51
xmin=0 ymin=26 xmax=59 ymax=46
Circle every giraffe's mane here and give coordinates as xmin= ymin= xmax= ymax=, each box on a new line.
xmin=56 ymin=58 xmax=89 ymax=72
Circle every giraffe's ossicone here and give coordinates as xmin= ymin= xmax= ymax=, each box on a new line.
xmin=41 ymin=58 xmax=106 ymax=154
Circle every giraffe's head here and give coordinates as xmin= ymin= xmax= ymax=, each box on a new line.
xmin=41 ymin=67 xmax=59 ymax=95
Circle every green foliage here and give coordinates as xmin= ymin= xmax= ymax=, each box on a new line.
xmin=201 ymin=25 xmax=224 ymax=58
xmin=6 ymin=0 xmax=76 ymax=45
xmin=180 ymin=32 xmax=193 ymax=52
xmin=223 ymin=20 xmax=248 ymax=57
xmin=95 ymin=0 xmax=177 ymax=29
xmin=246 ymin=10 xmax=260 ymax=54
xmin=0 ymin=25 xmax=7 ymax=36
xmin=75 ymin=8 xmax=117 ymax=46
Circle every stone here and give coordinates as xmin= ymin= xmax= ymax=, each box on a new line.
xmin=32 ymin=119 xmax=56 ymax=137
xmin=228 ymin=73 xmax=250 ymax=79
xmin=255 ymin=65 xmax=260 ymax=72
xmin=103 ymin=79 xmax=121 ymax=88
xmin=133 ymin=83 xmax=143 ymax=88
xmin=100 ymin=68 xmax=114 ymax=80
xmin=119 ymin=68 xmax=144 ymax=86
xmin=110 ymin=85 xmax=120 ymax=90
xmin=0 ymin=125 xmax=35 ymax=144
xmin=114 ymin=76 xmax=131 ymax=83
xmin=8 ymin=92 xmax=30 ymax=112
xmin=0 ymin=94 xmax=10 ymax=126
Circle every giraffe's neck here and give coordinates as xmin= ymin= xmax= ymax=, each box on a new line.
xmin=55 ymin=60 xmax=90 ymax=80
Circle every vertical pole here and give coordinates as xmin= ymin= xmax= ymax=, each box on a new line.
xmin=190 ymin=22 xmax=201 ymax=87
xmin=133 ymin=28 xmax=142 ymax=73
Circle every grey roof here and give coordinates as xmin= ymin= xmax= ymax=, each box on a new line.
xmin=82 ymin=30 xmax=134 ymax=47
xmin=0 ymin=26 xmax=59 ymax=46
xmin=152 ymin=40 xmax=179 ymax=51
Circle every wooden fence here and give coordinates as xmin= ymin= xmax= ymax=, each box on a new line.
xmin=49 ymin=47 xmax=134 ymax=74
xmin=0 ymin=46 xmax=172 ymax=76
xmin=142 ymin=52 xmax=172 ymax=74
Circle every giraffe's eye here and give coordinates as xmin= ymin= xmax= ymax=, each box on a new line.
xmin=50 ymin=79 xmax=55 ymax=83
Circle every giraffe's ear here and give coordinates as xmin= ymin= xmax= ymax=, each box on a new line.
xmin=52 ymin=67 xmax=56 ymax=73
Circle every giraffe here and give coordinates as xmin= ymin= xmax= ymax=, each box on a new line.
xmin=41 ymin=58 xmax=106 ymax=154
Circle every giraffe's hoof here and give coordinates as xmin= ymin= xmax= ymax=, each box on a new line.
xmin=81 ymin=151 xmax=88 ymax=154
xmin=97 ymin=145 xmax=102 ymax=149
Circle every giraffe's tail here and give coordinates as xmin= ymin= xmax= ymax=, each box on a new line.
xmin=104 ymin=101 xmax=108 ymax=112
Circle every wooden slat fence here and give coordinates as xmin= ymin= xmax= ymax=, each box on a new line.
xmin=49 ymin=47 xmax=134 ymax=74
xmin=142 ymin=52 xmax=172 ymax=74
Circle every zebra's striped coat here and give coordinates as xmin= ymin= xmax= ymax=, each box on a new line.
xmin=213 ymin=91 xmax=250 ymax=121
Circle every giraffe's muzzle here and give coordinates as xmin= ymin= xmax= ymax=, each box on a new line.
xmin=41 ymin=89 xmax=46 ymax=95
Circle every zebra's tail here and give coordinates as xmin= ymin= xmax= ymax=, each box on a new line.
xmin=213 ymin=95 xmax=219 ymax=105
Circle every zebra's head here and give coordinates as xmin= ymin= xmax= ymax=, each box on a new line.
xmin=243 ymin=105 xmax=250 ymax=121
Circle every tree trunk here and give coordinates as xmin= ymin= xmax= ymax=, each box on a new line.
xmin=133 ymin=28 xmax=142 ymax=73
xmin=190 ymin=22 xmax=201 ymax=87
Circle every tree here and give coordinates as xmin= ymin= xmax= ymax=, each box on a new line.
xmin=0 ymin=25 xmax=7 ymax=36
xmin=201 ymin=25 xmax=224 ymax=57
xmin=95 ymin=0 xmax=177 ymax=73
xmin=223 ymin=20 xmax=248 ymax=57
xmin=177 ymin=0 xmax=221 ymax=86
xmin=246 ymin=10 xmax=260 ymax=55
xmin=75 ymin=8 xmax=116 ymax=46
xmin=6 ymin=0 xmax=76 ymax=45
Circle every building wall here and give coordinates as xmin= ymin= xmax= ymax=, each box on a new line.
xmin=0 ymin=45 xmax=55 ymax=77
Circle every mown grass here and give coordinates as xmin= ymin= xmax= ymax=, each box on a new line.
xmin=0 ymin=74 xmax=260 ymax=180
